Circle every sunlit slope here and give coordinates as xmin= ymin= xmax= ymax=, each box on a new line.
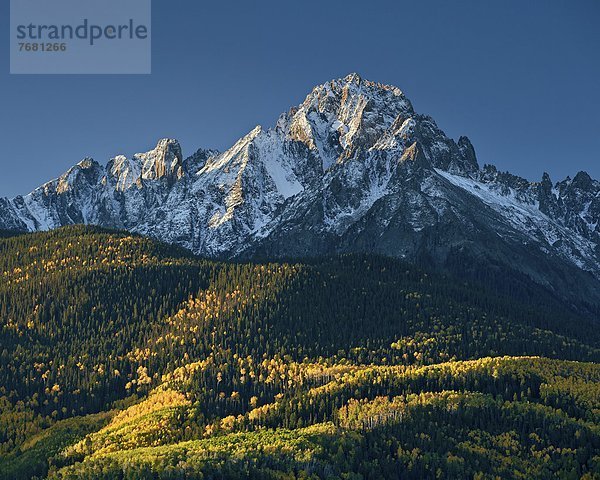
xmin=46 ymin=357 xmax=600 ymax=479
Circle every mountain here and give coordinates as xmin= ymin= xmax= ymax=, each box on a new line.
xmin=0 ymin=227 xmax=599 ymax=479
xmin=1 ymin=73 xmax=600 ymax=308
xmin=2 ymin=75 xmax=599 ymax=479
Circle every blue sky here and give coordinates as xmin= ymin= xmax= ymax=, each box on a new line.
xmin=1 ymin=0 xmax=599 ymax=197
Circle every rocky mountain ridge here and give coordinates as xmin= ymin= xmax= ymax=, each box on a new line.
xmin=1 ymin=73 xmax=599 ymax=306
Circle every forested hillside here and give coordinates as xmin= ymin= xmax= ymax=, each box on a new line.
xmin=0 ymin=227 xmax=598 ymax=479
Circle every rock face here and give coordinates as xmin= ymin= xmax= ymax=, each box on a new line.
xmin=2 ymin=73 xmax=600 ymax=306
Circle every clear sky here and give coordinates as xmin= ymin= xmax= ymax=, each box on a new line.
xmin=1 ymin=0 xmax=599 ymax=197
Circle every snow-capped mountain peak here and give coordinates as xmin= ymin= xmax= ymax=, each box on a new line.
xmin=107 ymin=138 xmax=184 ymax=191
xmin=1 ymin=74 xmax=599 ymax=307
